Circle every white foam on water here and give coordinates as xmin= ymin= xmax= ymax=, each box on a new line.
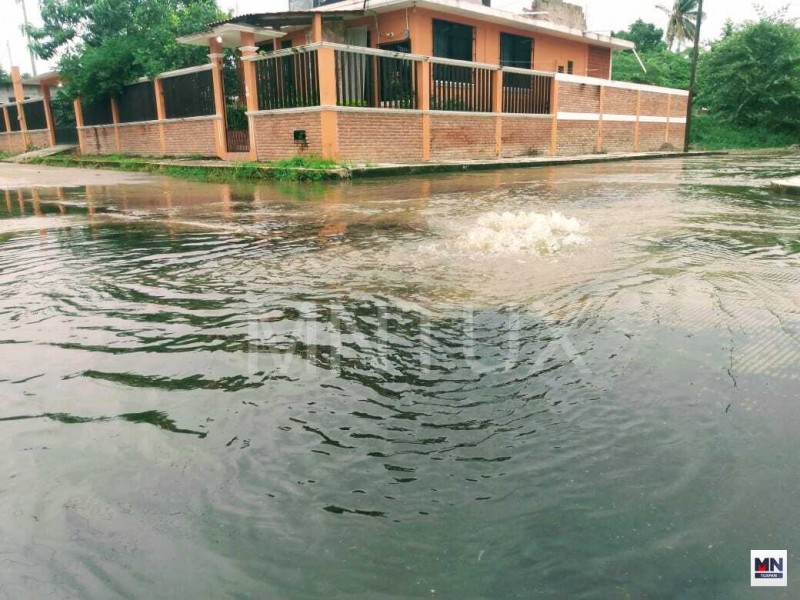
xmin=447 ymin=211 xmax=590 ymax=256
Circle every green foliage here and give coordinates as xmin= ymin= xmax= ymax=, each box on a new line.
xmin=657 ymin=0 xmax=702 ymax=51
xmin=612 ymin=48 xmax=690 ymax=89
xmin=0 ymin=67 xmax=10 ymax=83
xmin=225 ymin=105 xmax=248 ymax=131
xmin=28 ymin=0 xmax=226 ymax=102
xmin=690 ymin=114 xmax=799 ymax=150
xmin=613 ymin=20 xmax=667 ymax=53
xmin=696 ymin=16 xmax=800 ymax=135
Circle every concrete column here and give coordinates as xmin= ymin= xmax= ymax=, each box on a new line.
xmin=11 ymin=67 xmax=29 ymax=148
xmin=317 ymin=45 xmax=339 ymax=161
xmin=154 ymin=79 xmax=167 ymax=155
xmin=491 ymin=69 xmax=503 ymax=158
xmin=550 ymin=77 xmax=560 ymax=156
xmin=418 ymin=60 xmax=431 ymax=161
xmin=40 ymin=83 xmax=56 ymax=147
xmin=209 ymin=38 xmax=227 ymax=159
xmin=110 ymin=96 xmax=121 ymax=154
xmin=73 ymin=97 xmax=86 ymax=155
xmin=239 ymin=31 xmax=259 ymax=160
xmin=312 ymin=13 xmax=323 ymax=44
xmin=665 ymin=94 xmax=672 ymax=143
xmin=634 ymin=90 xmax=642 ymax=151
xmin=596 ymin=85 xmax=605 ymax=153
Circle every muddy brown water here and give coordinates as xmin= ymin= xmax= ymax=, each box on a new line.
xmin=1 ymin=154 xmax=800 ymax=598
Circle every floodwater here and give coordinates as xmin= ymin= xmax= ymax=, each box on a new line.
xmin=1 ymin=154 xmax=799 ymax=598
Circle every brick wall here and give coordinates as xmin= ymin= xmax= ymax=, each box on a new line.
xmin=588 ymin=46 xmax=611 ymax=79
xmin=558 ymin=82 xmax=601 ymax=113
xmin=601 ymin=121 xmax=636 ymax=153
xmin=557 ymin=120 xmax=597 ymax=155
xmin=163 ymin=118 xmax=217 ymax=156
xmin=118 ymin=122 xmax=163 ymax=156
xmin=337 ymin=110 xmax=423 ymax=163
xmin=604 ymin=87 xmax=639 ymax=115
xmin=501 ymin=116 xmax=552 ymax=157
xmin=82 ymin=125 xmax=117 ymax=155
xmin=639 ymin=122 xmax=669 ymax=151
xmin=251 ymin=110 xmax=323 ymax=162
xmin=430 ymin=114 xmax=496 ymax=160
xmin=0 ymin=130 xmax=50 ymax=153
xmin=670 ymin=95 xmax=688 ymax=118
xmin=640 ymin=92 xmax=669 ymax=117
xmin=667 ymin=123 xmax=686 ymax=148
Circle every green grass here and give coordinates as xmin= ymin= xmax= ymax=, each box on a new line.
xmin=27 ymin=154 xmax=348 ymax=182
xmin=690 ymin=114 xmax=799 ymax=151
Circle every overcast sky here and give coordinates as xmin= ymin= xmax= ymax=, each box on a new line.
xmin=3 ymin=0 xmax=798 ymax=76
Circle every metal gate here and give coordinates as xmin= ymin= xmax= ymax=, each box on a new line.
xmin=223 ymin=56 xmax=250 ymax=153
xmin=50 ymin=97 xmax=78 ymax=145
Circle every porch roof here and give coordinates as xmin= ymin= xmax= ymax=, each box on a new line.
xmin=178 ymin=23 xmax=286 ymax=49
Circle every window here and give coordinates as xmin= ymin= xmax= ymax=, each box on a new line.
xmin=557 ymin=66 xmax=565 ymax=73
xmin=500 ymin=33 xmax=533 ymax=69
xmin=433 ymin=19 xmax=474 ymax=61
xmin=567 ymin=60 xmax=574 ymax=75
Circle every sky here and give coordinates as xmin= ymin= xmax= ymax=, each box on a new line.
xmin=2 ymin=0 xmax=798 ymax=76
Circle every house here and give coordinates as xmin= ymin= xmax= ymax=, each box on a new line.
xmin=2 ymin=0 xmax=688 ymax=163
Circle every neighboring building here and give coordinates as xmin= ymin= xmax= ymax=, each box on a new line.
xmin=0 ymin=82 xmax=42 ymax=105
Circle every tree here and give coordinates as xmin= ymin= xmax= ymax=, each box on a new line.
xmin=657 ymin=0 xmax=702 ymax=51
xmin=613 ymin=20 xmax=667 ymax=53
xmin=0 ymin=67 xmax=10 ymax=83
xmin=612 ymin=48 xmax=691 ymax=89
xmin=27 ymin=0 xmax=226 ymax=102
xmin=696 ymin=15 xmax=800 ymax=134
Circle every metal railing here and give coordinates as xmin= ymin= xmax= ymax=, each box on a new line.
xmin=502 ymin=69 xmax=552 ymax=115
xmin=82 ymin=97 xmax=114 ymax=126
xmin=118 ymin=81 xmax=158 ymax=123
xmin=431 ymin=62 xmax=494 ymax=113
xmin=252 ymin=46 xmax=320 ymax=110
xmin=160 ymin=66 xmax=215 ymax=119
xmin=334 ymin=47 xmax=417 ymax=109
xmin=7 ymin=105 xmax=21 ymax=131
xmin=22 ymin=100 xmax=48 ymax=130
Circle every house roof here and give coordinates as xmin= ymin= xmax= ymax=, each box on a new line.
xmin=216 ymin=0 xmax=634 ymax=51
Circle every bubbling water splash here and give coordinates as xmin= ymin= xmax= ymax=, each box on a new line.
xmin=453 ymin=211 xmax=590 ymax=256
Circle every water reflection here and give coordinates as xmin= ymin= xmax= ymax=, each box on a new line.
xmin=0 ymin=152 xmax=800 ymax=598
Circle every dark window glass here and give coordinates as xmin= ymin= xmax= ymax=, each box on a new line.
xmin=500 ymin=33 xmax=532 ymax=69
xmin=557 ymin=66 xmax=565 ymax=73
xmin=567 ymin=60 xmax=574 ymax=75
xmin=433 ymin=19 xmax=474 ymax=62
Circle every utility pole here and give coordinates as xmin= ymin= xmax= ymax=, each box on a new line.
xmin=683 ymin=0 xmax=704 ymax=152
xmin=16 ymin=0 xmax=37 ymax=76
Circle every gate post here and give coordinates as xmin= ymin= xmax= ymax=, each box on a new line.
xmin=11 ymin=67 xmax=30 ymax=150
xmin=209 ymin=38 xmax=227 ymax=159
xmin=239 ymin=31 xmax=259 ymax=161
xmin=40 ymin=83 xmax=56 ymax=147
xmin=318 ymin=44 xmax=339 ymax=161
xmin=73 ymin=97 xmax=86 ymax=155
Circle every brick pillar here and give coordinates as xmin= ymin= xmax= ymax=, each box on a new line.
xmin=596 ymin=85 xmax=605 ymax=153
xmin=418 ymin=61 xmax=431 ymax=161
xmin=550 ymin=77 xmax=560 ymax=156
xmin=11 ymin=67 xmax=30 ymax=149
xmin=40 ymin=83 xmax=56 ymax=147
xmin=239 ymin=31 xmax=259 ymax=161
xmin=154 ymin=79 xmax=167 ymax=155
xmin=73 ymin=97 xmax=86 ymax=155
xmin=110 ymin=96 xmax=121 ymax=154
xmin=209 ymin=38 xmax=227 ymax=159
xmin=317 ymin=45 xmax=339 ymax=161
xmin=491 ymin=69 xmax=503 ymax=158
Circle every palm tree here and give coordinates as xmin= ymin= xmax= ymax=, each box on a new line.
xmin=657 ymin=0 xmax=701 ymax=51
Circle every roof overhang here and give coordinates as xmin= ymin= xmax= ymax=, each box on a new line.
xmin=269 ymin=0 xmax=631 ymax=51
xmin=22 ymin=71 xmax=62 ymax=86
xmin=178 ymin=23 xmax=286 ymax=48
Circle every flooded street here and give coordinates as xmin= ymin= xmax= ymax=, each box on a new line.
xmin=1 ymin=153 xmax=800 ymax=598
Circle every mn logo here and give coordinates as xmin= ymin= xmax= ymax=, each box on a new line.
xmin=751 ymin=550 xmax=787 ymax=587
